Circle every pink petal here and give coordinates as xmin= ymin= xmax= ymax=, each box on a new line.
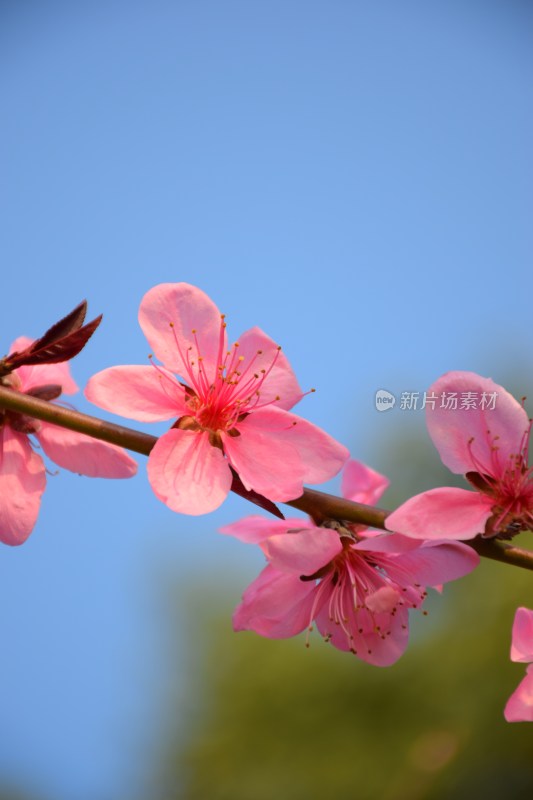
xmin=36 ymin=423 xmax=138 ymax=478
xmin=504 ymin=665 xmax=533 ymax=722
xmin=281 ymin=412 xmax=350 ymax=485
xmin=261 ymin=528 xmax=342 ymax=575
xmin=222 ymin=416 xmax=304 ymax=502
xmin=234 ymin=327 xmax=303 ymax=411
xmin=510 ymin=607 xmax=533 ymax=664
xmin=0 ymin=427 xmax=46 ymax=546
xmin=341 ymin=459 xmax=390 ymax=505
xmin=219 ymin=515 xmax=314 ymax=545
xmin=85 ymin=365 xmax=187 ymax=421
xmin=365 ymin=585 xmax=401 ymax=613
xmin=315 ymin=599 xmax=410 ymax=666
xmin=147 ymin=428 xmax=232 ymax=515
xmin=233 ymin=564 xmax=317 ymax=638
xmin=381 ymin=540 xmax=479 ymax=587
xmin=354 ymin=532 xmax=422 ymax=555
xmin=386 ymin=487 xmax=494 ymax=540
xmin=223 ymin=406 xmax=348 ymax=500
xmin=426 ymin=371 xmax=530 ymax=476
xmin=8 ymin=335 xmax=33 ymax=353
xmin=138 ymin=283 xmax=225 ymax=381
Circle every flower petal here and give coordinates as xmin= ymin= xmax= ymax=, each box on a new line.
xmin=365 ymin=585 xmax=402 ymax=613
xmin=222 ymin=416 xmax=304 ymax=501
xmin=380 ymin=540 xmax=479 ymax=588
xmin=234 ymin=327 xmax=303 ymax=410
xmin=0 ymin=427 xmax=46 ymax=546
xmin=262 ymin=528 xmax=342 ymax=575
xmin=315 ymin=597 xmax=410 ymax=666
xmin=36 ymin=423 xmax=138 ymax=478
xmin=147 ymin=428 xmax=232 ymax=515
xmin=139 ymin=283 xmax=225 ymax=381
xmin=386 ymin=487 xmax=493 ymax=540
xmin=282 ymin=411 xmax=349 ymax=485
xmin=426 ymin=371 xmax=530 ymax=476
xmin=341 ymin=459 xmax=390 ymax=505
xmin=510 ymin=607 xmax=533 ymax=664
xmin=219 ymin=515 xmax=314 ymax=545
xmin=85 ymin=365 xmax=187 ymax=421
xmin=223 ymin=406 xmax=348 ymax=501
xmin=233 ymin=564 xmax=317 ymax=638
xmin=354 ymin=533 xmax=422 ymax=555
xmin=504 ymin=664 xmax=533 ymax=722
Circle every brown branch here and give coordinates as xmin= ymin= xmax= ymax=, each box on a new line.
xmin=1 ymin=384 xmax=532 ymax=572
xmin=0 ymin=384 xmax=156 ymax=455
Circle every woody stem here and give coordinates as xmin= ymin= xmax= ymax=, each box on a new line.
xmin=0 ymin=385 xmax=532 ymax=572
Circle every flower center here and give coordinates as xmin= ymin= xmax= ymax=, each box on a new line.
xmin=467 ymin=419 xmax=533 ymax=535
xmin=164 ymin=314 xmax=283 ymax=435
xmin=301 ymin=530 xmax=427 ymax=657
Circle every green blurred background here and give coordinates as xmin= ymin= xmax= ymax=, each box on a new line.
xmin=150 ymin=378 xmax=533 ymax=800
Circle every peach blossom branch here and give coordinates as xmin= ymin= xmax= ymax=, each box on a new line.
xmin=0 ymin=384 xmax=531 ymax=571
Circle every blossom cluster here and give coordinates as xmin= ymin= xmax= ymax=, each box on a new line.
xmin=1 ymin=282 xmax=531 ymax=722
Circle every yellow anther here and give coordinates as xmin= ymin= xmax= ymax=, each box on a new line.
xmin=238 ymin=356 xmax=244 ymax=362
xmin=169 ymin=322 xmax=174 ymax=328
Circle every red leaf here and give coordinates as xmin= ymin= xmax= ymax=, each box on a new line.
xmin=29 ymin=300 xmax=88 ymax=353
xmin=3 ymin=303 xmax=102 ymax=371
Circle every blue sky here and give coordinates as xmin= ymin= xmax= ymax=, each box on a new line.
xmin=1 ymin=1 xmax=532 ymax=797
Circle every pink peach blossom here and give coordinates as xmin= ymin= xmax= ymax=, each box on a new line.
xmin=386 ymin=372 xmax=533 ymax=541
xmin=86 ymin=283 xmax=349 ymax=515
xmin=0 ymin=336 xmax=137 ymax=546
xmin=504 ymin=607 xmax=533 ymax=722
xmin=221 ymin=460 xmax=479 ymax=665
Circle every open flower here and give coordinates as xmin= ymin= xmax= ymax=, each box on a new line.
xmin=221 ymin=460 xmax=479 ymax=665
xmin=386 ymin=372 xmax=533 ymax=540
xmin=86 ymin=283 xmax=349 ymax=515
xmin=0 ymin=336 xmax=137 ymax=546
xmin=504 ymin=607 xmax=533 ymax=722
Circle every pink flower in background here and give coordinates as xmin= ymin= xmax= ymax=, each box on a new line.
xmin=86 ymin=283 xmax=348 ymax=515
xmin=0 ymin=337 xmax=137 ymax=546
xmin=221 ymin=460 xmax=479 ymax=666
xmin=504 ymin=607 xmax=533 ymax=722
xmin=386 ymin=372 xmax=533 ymax=541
